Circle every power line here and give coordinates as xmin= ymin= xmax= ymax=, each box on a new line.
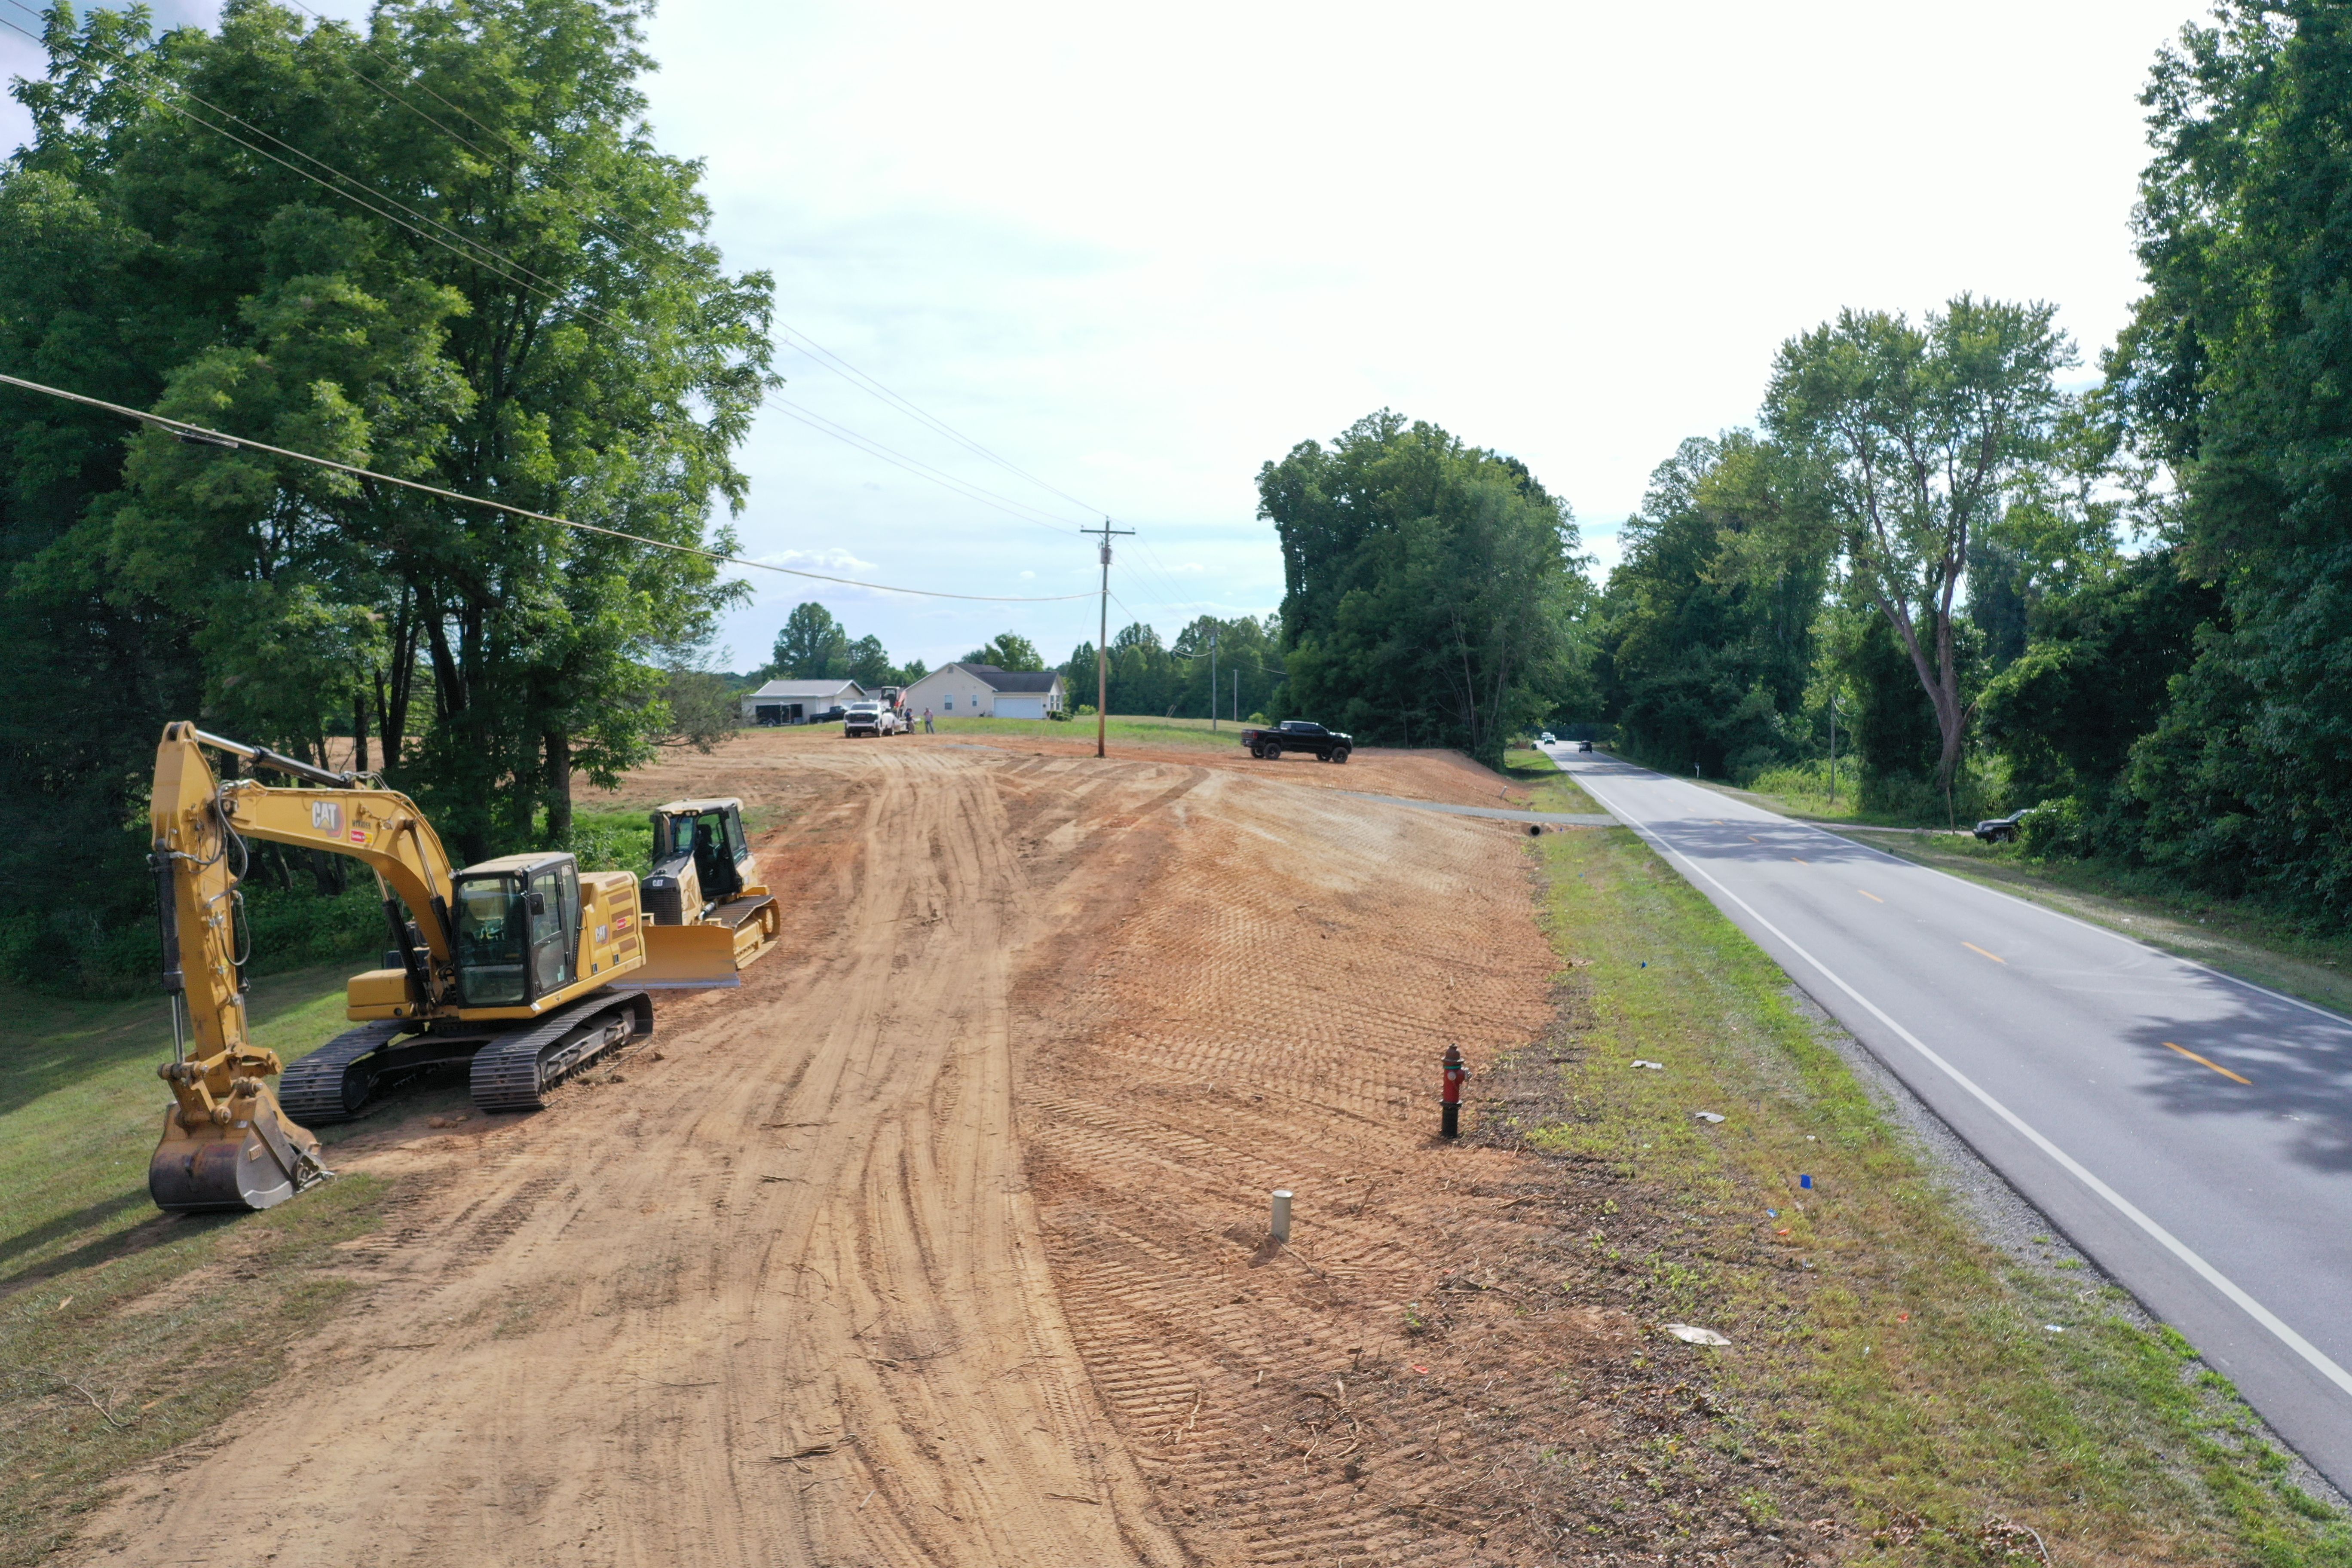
xmin=767 ymin=396 xmax=1085 ymax=535
xmin=0 ymin=370 xmax=1096 ymax=603
xmin=1 ymin=5 xmax=1116 ymax=548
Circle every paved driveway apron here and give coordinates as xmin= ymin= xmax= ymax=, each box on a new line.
xmin=1545 ymin=746 xmax=2352 ymax=1489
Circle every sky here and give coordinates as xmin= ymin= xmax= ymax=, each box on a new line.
xmin=1 ymin=0 xmax=2214 ymax=674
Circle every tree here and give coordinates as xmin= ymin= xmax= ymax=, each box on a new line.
xmin=1764 ymin=299 xmax=2073 ymax=816
xmin=961 ymin=631 xmax=1043 ymax=672
xmin=0 ymin=0 xmax=771 ymax=984
xmin=1597 ymin=432 xmax=1829 ymax=779
xmin=770 ymin=602 xmax=851 ymax=679
xmin=2105 ymin=1 xmax=2352 ymax=906
xmin=1259 ymin=411 xmax=1590 ymax=763
xmin=656 ymin=667 xmax=739 ymax=752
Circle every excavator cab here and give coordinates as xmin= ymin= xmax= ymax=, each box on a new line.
xmin=639 ymin=799 xmax=781 ymax=987
xmin=451 ymin=855 xmax=580 ymax=1006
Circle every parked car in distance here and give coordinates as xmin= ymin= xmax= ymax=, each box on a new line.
xmin=1972 ymin=808 xmax=2034 ymax=844
xmin=1238 ymin=720 xmax=1352 ymax=763
xmin=843 ymin=701 xmax=902 ymax=738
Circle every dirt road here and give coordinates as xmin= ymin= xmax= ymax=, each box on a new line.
xmin=80 ymin=740 xmax=1621 ymax=1566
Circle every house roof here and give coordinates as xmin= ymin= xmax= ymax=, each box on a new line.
xmin=744 ymin=678 xmax=866 ymax=700
xmin=936 ymin=663 xmax=1062 ymax=694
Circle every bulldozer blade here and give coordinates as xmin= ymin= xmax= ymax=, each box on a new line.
xmin=149 ymin=1100 xmax=329 ymax=1213
xmin=636 ymin=921 xmax=746 ymax=989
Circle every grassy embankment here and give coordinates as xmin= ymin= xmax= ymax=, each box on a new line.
xmin=1507 ymin=759 xmax=2350 ymax=1564
xmin=1694 ymin=772 xmax=2352 ymax=1020
xmin=922 ymin=712 xmax=1258 ymax=750
xmin=0 ymin=968 xmax=401 ymax=1567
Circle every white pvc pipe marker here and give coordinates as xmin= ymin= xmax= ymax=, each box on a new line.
xmin=1270 ymin=1189 xmax=1293 ymax=1243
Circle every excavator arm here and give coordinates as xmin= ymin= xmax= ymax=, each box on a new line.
xmin=147 ymin=722 xmax=468 ymax=1210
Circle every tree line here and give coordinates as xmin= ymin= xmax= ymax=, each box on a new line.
xmin=1584 ymin=2 xmax=2352 ymax=914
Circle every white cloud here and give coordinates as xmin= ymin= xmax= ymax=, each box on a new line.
xmin=756 ymin=547 xmax=878 ymax=574
xmin=1020 ymin=570 xmax=1036 ymax=579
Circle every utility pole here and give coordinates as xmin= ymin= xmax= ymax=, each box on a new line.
xmin=1209 ymin=625 xmax=1218 ymax=733
xmin=1828 ymin=691 xmax=1838 ymax=806
xmin=1083 ymin=519 xmax=1133 ymax=760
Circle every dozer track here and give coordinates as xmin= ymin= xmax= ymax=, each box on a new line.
xmin=470 ymin=989 xmax=655 ymax=1113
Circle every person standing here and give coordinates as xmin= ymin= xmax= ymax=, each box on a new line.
xmin=923 ymin=708 xmax=935 ymax=734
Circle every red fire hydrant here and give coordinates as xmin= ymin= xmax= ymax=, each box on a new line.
xmin=1440 ymin=1044 xmax=1467 ymax=1139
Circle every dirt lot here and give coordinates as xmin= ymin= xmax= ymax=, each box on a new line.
xmin=73 ymin=736 xmax=1792 ymax=1566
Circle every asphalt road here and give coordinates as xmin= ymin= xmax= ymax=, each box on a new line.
xmin=1543 ymin=744 xmax=2352 ymax=1490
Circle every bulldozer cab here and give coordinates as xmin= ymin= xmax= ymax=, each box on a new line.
xmin=451 ymin=854 xmax=581 ymax=1007
xmin=649 ymin=799 xmax=748 ymax=907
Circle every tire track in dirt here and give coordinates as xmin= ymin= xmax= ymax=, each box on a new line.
xmin=77 ymin=748 xmax=1183 ymax=1568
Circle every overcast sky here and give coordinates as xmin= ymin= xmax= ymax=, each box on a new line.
xmin=3 ymin=0 xmax=2211 ymax=673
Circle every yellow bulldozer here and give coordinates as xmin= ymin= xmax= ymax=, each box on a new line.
xmin=635 ymin=798 xmax=782 ymax=986
xmin=144 ymin=724 xmax=752 ymax=1214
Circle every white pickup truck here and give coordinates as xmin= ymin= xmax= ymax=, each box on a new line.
xmin=842 ymin=701 xmax=903 ymax=738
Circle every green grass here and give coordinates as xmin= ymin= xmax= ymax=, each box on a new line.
xmin=0 ymin=967 xmax=401 ymax=1565
xmin=1503 ymin=744 xmax=1602 ymax=813
xmin=922 ymin=712 xmax=1257 ymax=751
xmin=1510 ymin=776 xmax=2350 ymax=1563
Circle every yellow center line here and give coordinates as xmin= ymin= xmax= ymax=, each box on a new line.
xmin=2165 ymin=1041 xmax=2252 ymax=1085
xmin=1857 ymin=889 xmax=1884 ymax=903
xmin=1962 ymin=941 xmax=2006 ymax=964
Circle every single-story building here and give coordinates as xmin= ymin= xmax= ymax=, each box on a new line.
xmin=740 ymin=677 xmax=867 ymax=725
xmin=899 ymin=664 xmax=1066 ymax=720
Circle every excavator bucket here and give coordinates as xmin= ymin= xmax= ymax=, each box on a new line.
xmin=638 ymin=896 xmax=781 ymax=989
xmin=148 ymin=1088 xmax=329 ymax=1213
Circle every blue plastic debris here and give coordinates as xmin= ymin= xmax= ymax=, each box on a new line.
xmin=1799 ymin=1174 xmax=1813 ymax=1190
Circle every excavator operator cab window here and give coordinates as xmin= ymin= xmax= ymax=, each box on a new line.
xmin=454 ymin=874 xmax=527 ymax=1006
xmin=528 ymin=863 xmax=577 ymax=995
xmin=456 ymin=862 xmax=579 ymax=1006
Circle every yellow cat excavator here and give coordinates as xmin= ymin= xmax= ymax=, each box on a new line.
xmin=145 ymin=723 xmax=736 ymax=1213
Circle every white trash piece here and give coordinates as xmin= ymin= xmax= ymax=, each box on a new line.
xmin=1693 ymin=1111 xmax=1726 ymax=1124
xmin=1630 ymin=1059 xmax=1664 ymax=1071
xmin=1663 ymin=1323 xmax=1732 ymax=1347
xmin=1270 ymin=1189 xmax=1293 ymax=1244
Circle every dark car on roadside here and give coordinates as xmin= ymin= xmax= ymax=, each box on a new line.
xmin=1973 ymin=808 xmax=2034 ymax=844
xmin=1578 ymin=740 xmax=1594 ymax=753
xmin=1239 ymin=720 xmax=1352 ymax=764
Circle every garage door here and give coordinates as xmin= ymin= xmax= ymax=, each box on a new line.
xmin=995 ymin=696 xmax=1046 ymax=719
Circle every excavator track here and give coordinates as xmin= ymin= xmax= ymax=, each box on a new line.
xmin=276 ymin=1020 xmax=411 ymax=1124
xmin=277 ymin=1018 xmax=499 ymax=1124
xmin=470 ymin=989 xmax=655 ymax=1113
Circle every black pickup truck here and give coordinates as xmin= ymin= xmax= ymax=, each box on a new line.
xmin=1240 ymin=720 xmax=1352 ymax=763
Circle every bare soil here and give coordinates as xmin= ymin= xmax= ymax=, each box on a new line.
xmin=72 ymin=739 xmax=1808 ymax=1565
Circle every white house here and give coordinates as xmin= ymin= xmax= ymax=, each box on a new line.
xmin=899 ymin=664 xmax=1066 ymax=720
xmin=740 ymin=678 xmax=867 ymax=725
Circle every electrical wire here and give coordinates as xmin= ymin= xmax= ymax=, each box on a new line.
xmin=0 ymin=370 xmax=1097 ymax=602
xmin=1 ymin=4 xmax=1119 ymax=549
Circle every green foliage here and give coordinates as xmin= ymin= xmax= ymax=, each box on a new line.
xmin=0 ymin=0 xmax=774 ymax=983
xmin=1765 ymin=297 xmax=2075 ymax=795
xmin=655 ymin=667 xmax=740 ymax=753
xmin=1597 ymin=432 xmax=1828 ymax=780
xmin=1257 ymin=410 xmax=1592 ymax=764
xmin=960 ymin=631 xmax=1043 ymax=673
xmin=2105 ymin=1 xmax=2352 ymax=909
xmin=1060 ymin=615 xmax=1285 ymax=720
xmin=765 ymin=601 xmax=923 ymax=685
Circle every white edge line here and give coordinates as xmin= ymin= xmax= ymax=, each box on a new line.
xmin=1547 ymin=747 xmax=2352 ymax=1399
xmin=1562 ymin=747 xmax=2352 ymax=1029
